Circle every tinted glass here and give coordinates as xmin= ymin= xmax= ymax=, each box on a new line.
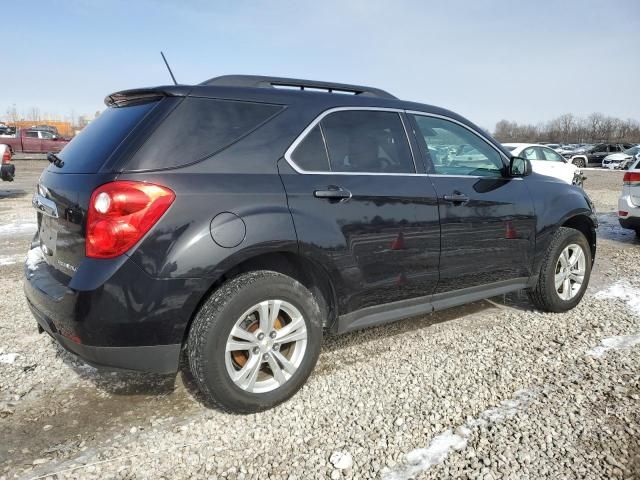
xmin=542 ymin=147 xmax=564 ymax=162
xmin=128 ymin=97 xmax=282 ymax=171
xmin=25 ymin=131 xmax=38 ymax=138
xmin=321 ymin=111 xmax=414 ymax=173
xmin=290 ymin=125 xmax=329 ymax=171
xmin=413 ymin=115 xmax=503 ymax=176
xmin=56 ymin=101 xmax=158 ymax=173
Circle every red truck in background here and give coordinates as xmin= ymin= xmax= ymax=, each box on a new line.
xmin=1 ymin=128 xmax=70 ymax=153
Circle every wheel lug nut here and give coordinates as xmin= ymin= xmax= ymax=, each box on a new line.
xmin=269 ymin=331 xmax=277 ymax=339
xmin=252 ymin=347 xmax=259 ymax=354
xmin=273 ymin=344 xmax=280 ymax=351
xmin=263 ymin=353 xmax=268 ymax=360
xmin=257 ymin=333 xmax=265 ymax=340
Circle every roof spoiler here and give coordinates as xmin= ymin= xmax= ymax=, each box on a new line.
xmin=200 ymin=75 xmax=397 ymax=99
xmin=104 ymin=86 xmax=189 ymax=107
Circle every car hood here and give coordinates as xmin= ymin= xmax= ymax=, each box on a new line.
xmin=603 ymin=153 xmax=631 ymax=161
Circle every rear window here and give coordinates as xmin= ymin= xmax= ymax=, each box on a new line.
xmin=125 ymin=97 xmax=283 ymax=171
xmin=56 ymin=101 xmax=158 ymax=173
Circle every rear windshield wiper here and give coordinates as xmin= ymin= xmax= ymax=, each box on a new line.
xmin=47 ymin=152 xmax=64 ymax=168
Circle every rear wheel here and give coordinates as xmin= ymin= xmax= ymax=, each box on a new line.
xmin=187 ymin=271 xmax=322 ymax=413
xmin=528 ymin=227 xmax=592 ymax=312
xmin=572 ymin=157 xmax=586 ymax=168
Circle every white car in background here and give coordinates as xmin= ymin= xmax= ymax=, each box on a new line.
xmin=602 ymin=145 xmax=640 ymax=170
xmin=502 ymin=143 xmax=584 ymax=186
xmin=618 ymin=159 xmax=640 ymax=238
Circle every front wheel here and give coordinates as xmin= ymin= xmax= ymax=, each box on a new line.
xmin=528 ymin=227 xmax=592 ymax=312
xmin=187 ymin=271 xmax=323 ymax=413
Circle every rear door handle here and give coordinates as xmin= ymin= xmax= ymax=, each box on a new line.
xmin=442 ymin=193 xmax=470 ymax=204
xmin=314 ymin=186 xmax=352 ymax=201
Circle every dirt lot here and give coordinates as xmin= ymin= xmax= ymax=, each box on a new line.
xmin=1 ymin=161 xmax=638 ymax=480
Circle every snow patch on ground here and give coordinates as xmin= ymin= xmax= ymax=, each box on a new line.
xmin=0 ymin=353 xmax=19 ymax=364
xmin=0 ymin=254 xmax=21 ymax=266
xmin=0 ymin=222 xmax=37 ymax=237
xmin=383 ymin=390 xmax=537 ymax=480
xmin=586 ymin=335 xmax=640 ymax=357
xmin=595 ymin=282 xmax=640 ymax=316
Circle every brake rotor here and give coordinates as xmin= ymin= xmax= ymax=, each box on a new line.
xmin=231 ymin=315 xmax=285 ymax=368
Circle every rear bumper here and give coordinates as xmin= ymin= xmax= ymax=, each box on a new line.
xmin=23 ymin=247 xmax=211 ymax=373
xmin=619 ymin=216 xmax=640 ymax=230
xmin=1 ymin=163 xmax=15 ymax=181
xmin=618 ymin=195 xmax=640 ymax=231
xmin=28 ymin=299 xmax=181 ymax=373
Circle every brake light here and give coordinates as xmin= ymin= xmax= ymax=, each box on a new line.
xmin=86 ymin=181 xmax=175 ymax=258
xmin=623 ymin=172 xmax=640 ymax=184
xmin=619 ymin=211 xmax=628 ymax=217
xmin=2 ymin=148 xmax=11 ymax=164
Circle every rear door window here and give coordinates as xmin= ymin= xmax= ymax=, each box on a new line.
xmin=126 ymin=97 xmax=283 ymax=171
xmin=56 ymin=101 xmax=159 ymax=173
xmin=321 ymin=110 xmax=414 ymax=173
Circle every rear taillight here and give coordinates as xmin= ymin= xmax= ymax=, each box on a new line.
xmin=623 ymin=171 xmax=640 ymax=185
xmin=86 ymin=181 xmax=175 ymax=258
xmin=2 ymin=149 xmax=11 ymax=164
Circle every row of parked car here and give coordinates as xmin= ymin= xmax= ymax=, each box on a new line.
xmin=541 ymin=142 xmax=640 ymax=170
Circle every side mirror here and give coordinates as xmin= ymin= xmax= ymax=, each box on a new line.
xmin=509 ymin=156 xmax=532 ymax=177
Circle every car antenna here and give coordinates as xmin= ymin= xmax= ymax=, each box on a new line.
xmin=160 ymin=51 xmax=178 ymax=85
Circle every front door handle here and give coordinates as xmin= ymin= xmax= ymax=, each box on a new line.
xmin=314 ymin=186 xmax=352 ymax=201
xmin=442 ymin=192 xmax=470 ymax=204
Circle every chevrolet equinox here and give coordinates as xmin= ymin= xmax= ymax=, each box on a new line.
xmin=24 ymin=75 xmax=597 ymax=412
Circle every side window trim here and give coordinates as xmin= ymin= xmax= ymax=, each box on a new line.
xmin=406 ymin=111 xmax=510 ymax=175
xmin=284 ymin=106 xmax=418 ymax=176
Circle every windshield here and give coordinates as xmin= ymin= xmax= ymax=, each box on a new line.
xmin=623 ymin=145 xmax=640 ymax=155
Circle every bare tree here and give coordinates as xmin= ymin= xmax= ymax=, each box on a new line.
xmin=494 ymin=113 xmax=640 ymax=144
xmin=28 ymin=107 xmax=41 ymax=123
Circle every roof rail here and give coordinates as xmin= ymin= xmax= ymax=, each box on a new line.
xmin=199 ymin=75 xmax=397 ymax=99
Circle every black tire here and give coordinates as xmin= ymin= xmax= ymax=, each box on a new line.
xmin=527 ymin=227 xmax=592 ymax=313
xmin=572 ymin=157 xmax=586 ymax=168
xmin=187 ymin=270 xmax=322 ymax=413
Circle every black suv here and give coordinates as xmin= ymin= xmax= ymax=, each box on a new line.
xmin=24 ymin=75 xmax=597 ymax=412
xmin=564 ymin=143 xmax=635 ymax=168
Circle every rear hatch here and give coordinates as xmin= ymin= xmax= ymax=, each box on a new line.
xmin=33 ymin=96 xmax=169 ymax=281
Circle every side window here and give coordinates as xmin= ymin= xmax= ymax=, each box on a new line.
xmin=320 ymin=110 xmax=414 ymax=173
xmin=522 ymin=147 xmax=542 ymax=160
xmin=41 ymin=131 xmax=54 ymax=139
xmin=542 ymin=148 xmax=564 ymax=162
xmin=290 ymin=125 xmax=330 ymax=171
xmin=127 ymin=98 xmax=283 ymax=170
xmin=412 ymin=115 xmax=504 ymax=176
xmin=610 ymin=145 xmax=621 ymax=152
xmin=25 ymin=131 xmax=39 ymax=138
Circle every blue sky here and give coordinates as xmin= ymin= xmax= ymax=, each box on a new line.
xmin=2 ymin=0 xmax=639 ymax=129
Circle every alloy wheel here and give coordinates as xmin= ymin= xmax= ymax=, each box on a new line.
xmin=554 ymin=244 xmax=586 ymax=301
xmin=224 ymin=300 xmax=308 ymax=393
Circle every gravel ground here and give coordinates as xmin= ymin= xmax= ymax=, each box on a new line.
xmin=1 ymin=163 xmax=638 ymax=479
